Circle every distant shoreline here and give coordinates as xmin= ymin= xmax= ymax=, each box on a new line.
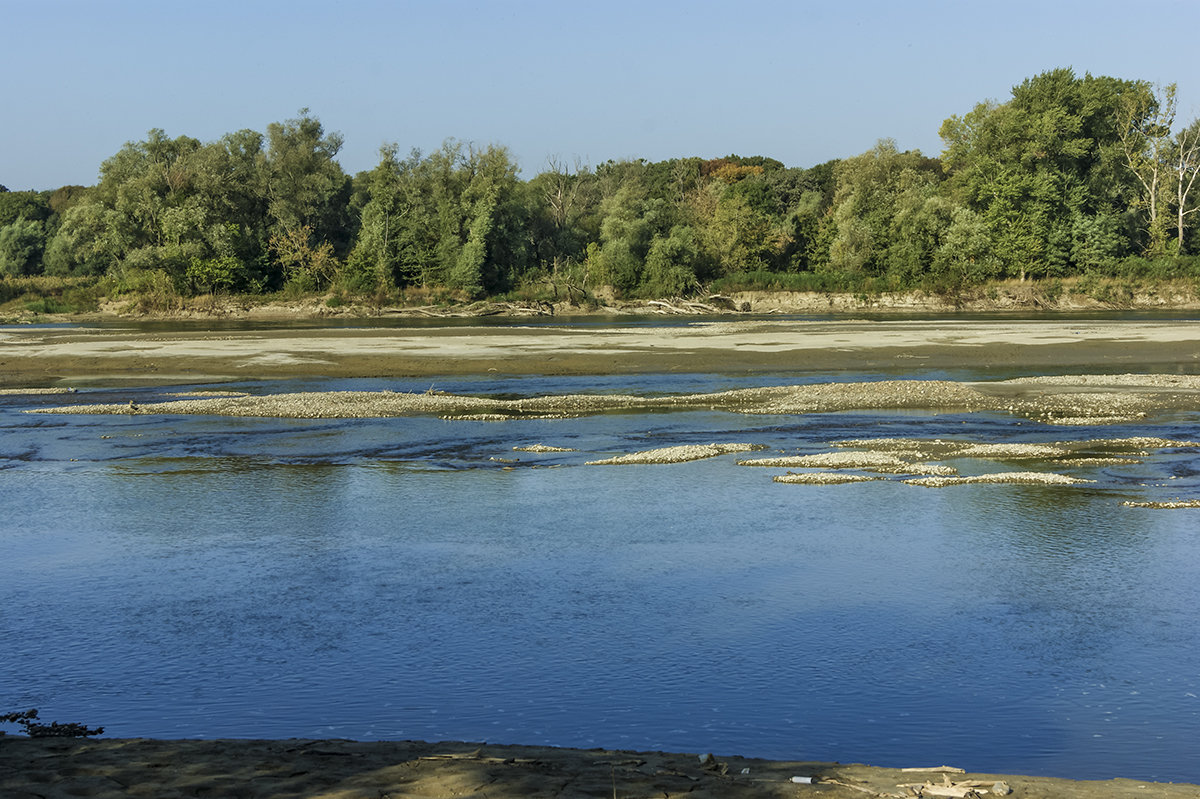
xmin=5 ymin=281 xmax=1200 ymax=328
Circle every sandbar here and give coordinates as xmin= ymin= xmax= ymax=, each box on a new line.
xmin=3 ymin=318 xmax=1200 ymax=385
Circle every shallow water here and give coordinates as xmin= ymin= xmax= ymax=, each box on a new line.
xmin=2 ymin=372 xmax=1200 ymax=783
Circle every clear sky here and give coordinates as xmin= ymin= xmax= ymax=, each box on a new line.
xmin=4 ymin=0 xmax=1199 ymax=190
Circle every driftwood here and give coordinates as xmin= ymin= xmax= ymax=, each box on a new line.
xmin=895 ymin=771 xmax=1011 ymax=797
xmin=387 ymin=301 xmax=556 ymax=318
xmin=820 ymin=778 xmax=905 ymax=797
xmin=646 ymin=298 xmax=724 ymax=314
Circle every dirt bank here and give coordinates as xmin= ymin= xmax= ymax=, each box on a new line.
xmin=2 ymin=737 xmax=1196 ymax=799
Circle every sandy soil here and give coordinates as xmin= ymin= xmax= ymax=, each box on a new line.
xmin=3 ymin=737 xmax=1198 ymax=799
xmin=3 ymin=318 xmax=1200 ymax=386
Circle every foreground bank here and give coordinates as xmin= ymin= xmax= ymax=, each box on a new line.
xmin=3 ymin=737 xmax=1198 ymax=799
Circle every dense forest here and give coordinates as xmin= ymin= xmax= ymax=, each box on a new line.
xmin=3 ymin=68 xmax=1200 ymax=309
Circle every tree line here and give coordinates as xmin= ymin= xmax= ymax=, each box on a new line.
xmin=3 ymin=68 xmax=1199 ymax=302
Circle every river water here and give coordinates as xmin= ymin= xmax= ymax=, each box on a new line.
xmin=3 ymin=342 xmax=1200 ymax=782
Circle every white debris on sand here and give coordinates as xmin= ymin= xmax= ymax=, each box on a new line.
xmin=166 ymin=390 xmax=249 ymax=398
xmin=586 ymin=443 xmax=764 ymax=465
xmin=0 ymin=387 xmax=78 ymax=394
xmin=26 ymin=374 xmax=1200 ymax=422
xmin=997 ymin=373 xmax=1200 ymax=389
xmin=834 ymin=435 xmax=1198 ymax=460
xmin=1039 ymin=415 xmax=1148 ymax=426
xmin=953 ymin=442 xmax=1072 ymax=459
xmin=773 ymin=472 xmax=883 ymax=485
xmin=903 ymin=472 xmax=1095 ymax=487
xmin=1081 ymin=436 xmax=1200 ymax=450
xmin=737 ymin=450 xmax=957 ymax=475
xmin=738 ymin=451 xmax=912 ymax=469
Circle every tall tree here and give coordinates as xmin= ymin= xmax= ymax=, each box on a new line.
xmin=825 ymin=139 xmax=944 ymax=280
xmin=264 ymin=109 xmax=350 ymax=273
xmin=453 ymin=143 xmax=524 ymax=295
xmin=0 ymin=217 xmax=46 ymax=276
xmin=347 ymin=144 xmax=405 ymax=290
xmin=1116 ymin=82 xmax=1175 ymax=252
xmin=1172 ymin=118 xmax=1200 ymax=253
xmin=527 ymin=156 xmax=594 ymax=278
xmin=941 ymin=68 xmax=1141 ymax=278
xmin=0 ymin=191 xmax=51 ymax=228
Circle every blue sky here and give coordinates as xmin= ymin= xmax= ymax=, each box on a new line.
xmin=4 ymin=0 xmax=1199 ymax=190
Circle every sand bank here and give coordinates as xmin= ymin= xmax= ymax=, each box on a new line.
xmin=2 ymin=737 xmax=1196 ymax=799
xmin=4 ymin=318 xmax=1200 ymax=385
xmin=585 ymin=442 xmax=764 ymax=465
xmin=27 ymin=374 xmax=1200 ymax=426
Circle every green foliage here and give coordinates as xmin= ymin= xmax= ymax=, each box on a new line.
xmin=0 ymin=217 xmax=47 ymax=276
xmin=0 ymin=190 xmax=51 ymax=227
xmin=930 ymin=206 xmax=1001 ymax=286
xmin=940 ymin=68 xmax=1143 ymax=278
xmin=98 ymin=267 xmax=182 ymax=312
xmin=269 ymin=225 xmax=340 ymax=290
xmin=709 ymin=268 xmax=862 ymax=293
xmin=826 ymin=139 xmax=944 ymax=280
xmin=641 ymin=225 xmax=701 ymax=296
xmin=265 ymin=109 xmax=351 ymax=260
xmin=185 ymin=255 xmax=254 ymax=294
xmin=0 ymin=276 xmax=101 ymax=314
xmin=347 ymin=141 xmax=525 ymax=296
xmin=588 ymin=176 xmax=662 ymax=294
xmin=12 ymin=71 xmax=1200 ymax=305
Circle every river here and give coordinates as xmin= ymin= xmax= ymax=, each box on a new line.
xmin=2 ymin=327 xmax=1199 ymax=782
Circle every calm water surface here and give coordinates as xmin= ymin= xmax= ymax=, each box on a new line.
xmin=2 ymin=367 xmax=1200 ymax=783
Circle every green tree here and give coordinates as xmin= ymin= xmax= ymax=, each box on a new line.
xmin=941 ymin=68 xmax=1142 ymax=278
xmin=930 ymin=205 xmax=1001 ymax=287
xmin=1116 ymin=81 xmax=1175 ymax=253
xmin=0 ymin=191 xmax=51 ymax=228
xmin=42 ymin=202 xmax=118 ymax=276
xmin=825 ymin=139 xmax=945 ymax=281
xmin=264 ymin=110 xmax=351 ymax=281
xmin=347 ymin=140 xmax=527 ymax=295
xmin=347 ymin=144 xmax=406 ymax=290
xmin=525 ymin=157 xmax=596 ymax=280
xmin=1172 ymin=118 xmax=1200 ymax=253
xmin=643 ymin=225 xmax=701 ymax=296
xmin=699 ymin=187 xmax=773 ymax=274
xmin=588 ymin=175 xmax=662 ymax=293
xmin=0 ymin=217 xmax=46 ymax=276
xmin=453 ymin=143 xmax=524 ymax=295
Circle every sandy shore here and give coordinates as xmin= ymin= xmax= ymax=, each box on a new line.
xmin=3 ymin=318 xmax=1200 ymax=385
xmin=2 ymin=737 xmax=1197 ymax=798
